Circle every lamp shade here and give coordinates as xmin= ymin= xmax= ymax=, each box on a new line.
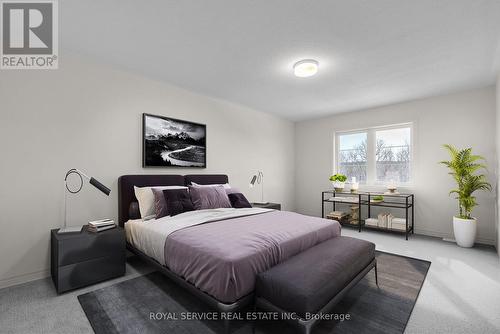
xmin=90 ymin=177 xmax=111 ymax=196
xmin=249 ymin=175 xmax=257 ymax=187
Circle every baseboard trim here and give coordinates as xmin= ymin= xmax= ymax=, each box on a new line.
xmin=415 ymin=228 xmax=495 ymax=246
xmin=0 ymin=269 xmax=50 ymax=290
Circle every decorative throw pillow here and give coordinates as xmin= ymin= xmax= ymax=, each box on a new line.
xmin=191 ymin=182 xmax=231 ymax=189
xmin=189 ymin=185 xmax=232 ymax=210
xmin=152 ymin=188 xmax=170 ymax=219
xmin=225 ymin=187 xmax=241 ymax=195
xmin=189 ymin=182 xmax=239 ymax=195
xmin=228 ymin=193 xmax=252 ymax=208
xmin=151 ymin=186 xmax=188 ymax=219
xmin=162 ymin=189 xmax=194 ymax=216
xmin=134 ymin=185 xmax=187 ymax=218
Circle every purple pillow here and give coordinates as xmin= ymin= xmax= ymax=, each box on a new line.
xmin=225 ymin=187 xmax=241 ymax=195
xmin=152 ymin=188 xmax=169 ymax=219
xmin=163 ymin=189 xmax=194 ymax=216
xmin=151 ymin=187 xmax=188 ymax=219
xmin=228 ymin=193 xmax=252 ymax=208
xmin=189 ymin=185 xmax=232 ymax=210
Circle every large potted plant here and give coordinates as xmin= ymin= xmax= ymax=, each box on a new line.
xmin=329 ymin=174 xmax=348 ymax=192
xmin=440 ymin=144 xmax=491 ymax=247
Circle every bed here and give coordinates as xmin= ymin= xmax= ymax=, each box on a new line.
xmin=118 ymin=174 xmax=342 ymax=314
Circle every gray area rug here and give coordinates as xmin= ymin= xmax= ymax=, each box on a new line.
xmin=78 ymin=251 xmax=430 ymax=334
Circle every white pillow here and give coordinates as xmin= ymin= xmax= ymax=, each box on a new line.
xmin=134 ymin=185 xmax=187 ymax=218
xmin=191 ymin=182 xmax=231 ymax=189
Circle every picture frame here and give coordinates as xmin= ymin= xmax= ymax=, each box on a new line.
xmin=142 ymin=113 xmax=206 ymax=168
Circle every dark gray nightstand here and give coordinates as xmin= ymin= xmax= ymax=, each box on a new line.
xmin=50 ymin=226 xmax=126 ymax=293
xmin=252 ymin=202 xmax=281 ymax=210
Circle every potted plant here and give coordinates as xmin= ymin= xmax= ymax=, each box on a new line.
xmin=440 ymin=144 xmax=491 ymax=248
xmin=329 ymin=174 xmax=347 ymax=192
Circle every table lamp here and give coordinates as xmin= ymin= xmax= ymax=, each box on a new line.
xmin=250 ymin=171 xmax=268 ymax=205
xmin=59 ymin=168 xmax=111 ymax=234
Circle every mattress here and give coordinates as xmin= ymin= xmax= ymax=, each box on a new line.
xmin=125 ymin=208 xmax=341 ymax=303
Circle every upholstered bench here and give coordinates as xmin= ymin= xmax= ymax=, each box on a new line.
xmin=255 ymin=236 xmax=377 ymax=334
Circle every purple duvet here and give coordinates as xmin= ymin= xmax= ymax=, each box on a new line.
xmin=164 ymin=210 xmax=341 ymax=303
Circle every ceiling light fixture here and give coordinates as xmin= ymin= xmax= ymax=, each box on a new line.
xmin=293 ymin=59 xmax=319 ymax=77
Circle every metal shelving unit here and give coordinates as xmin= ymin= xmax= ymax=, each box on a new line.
xmin=322 ymin=190 xmax=415 ymax=240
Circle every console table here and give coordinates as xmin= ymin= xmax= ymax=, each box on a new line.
xmin=322 ymin=190 xmax=415 ymax=240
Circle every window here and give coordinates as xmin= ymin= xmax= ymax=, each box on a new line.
xmin=338 ymin=132 xmax=368 ymax=183
xmin=335 ymin=124 xmax=412 ymax=185
xmin=376 ymin=127 xmax=411 ymax=183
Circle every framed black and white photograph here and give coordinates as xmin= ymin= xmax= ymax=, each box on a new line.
xmin=143 ymin=113 xmax=206 ymax=168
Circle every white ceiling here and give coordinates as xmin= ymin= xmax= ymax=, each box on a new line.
xmin=61 ymin=0 xmax=500 ymax=121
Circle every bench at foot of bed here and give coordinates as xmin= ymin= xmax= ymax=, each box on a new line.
xmin=255 ymin=236 xmax=377 ymax=334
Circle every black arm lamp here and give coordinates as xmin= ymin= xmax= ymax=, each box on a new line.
xmin=250 ymin=171 xmax=268 ymax=205
xmin=59 ymin=169 xmax=111 ymax=234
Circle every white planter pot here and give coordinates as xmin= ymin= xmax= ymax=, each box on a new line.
xmin=332 ymin=181 xmax=345 ymax=192
xmin=453 ymin=216 xmax=477 ymax=248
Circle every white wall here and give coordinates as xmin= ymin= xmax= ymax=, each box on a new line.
xmin=497 ymin=74 xmax=500 ymax=255
xmin=0 ymin=54 xmax=295 ymax=288
xmin=295 ymin=87 xmax=497 ymax=244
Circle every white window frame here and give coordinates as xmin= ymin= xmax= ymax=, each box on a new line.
xmin=334 ymin=123 xmax=414 ymax=186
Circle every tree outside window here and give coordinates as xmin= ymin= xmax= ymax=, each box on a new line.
xmin=336 ymin=125 xmax=411 ymax=184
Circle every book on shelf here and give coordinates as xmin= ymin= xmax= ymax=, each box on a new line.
xmin=327 ymin=211 xmax=351 ymax=224
xmin=391 ymin=218 xmax=406 ymax=230
xmin=368 ymin=214 xmax=406 ymax=230
xmin=327 ymin=211 xmax=349 ymax=219
xmin=365 ymin=218 xmax=378 ymax=227
xmin=377 ymin=213 xmax=394 ymax=228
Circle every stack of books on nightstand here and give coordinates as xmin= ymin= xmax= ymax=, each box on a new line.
xmin=88 ymin=219 xmax=116 ymax=233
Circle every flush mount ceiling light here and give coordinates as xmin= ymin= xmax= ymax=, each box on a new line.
xmin=293 ymin=59 xmax=319 ymax=77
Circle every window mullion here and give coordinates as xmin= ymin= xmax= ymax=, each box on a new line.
xmin=367 ymin=129 xmax=376 ymax=184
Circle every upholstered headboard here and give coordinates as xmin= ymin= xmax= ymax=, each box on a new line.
xmin=184 ymin=174 xmax=228 ymax=186
xmin=117 ymin=174 xmax=229 ymax=226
